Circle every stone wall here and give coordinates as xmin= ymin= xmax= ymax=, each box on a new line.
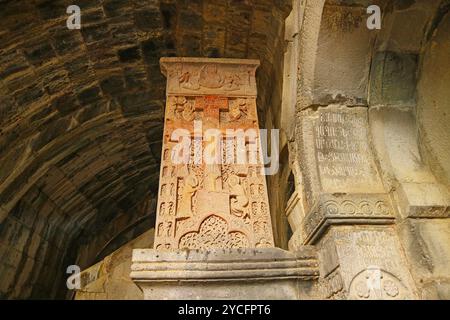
xmin=75 ymin=228 xmax=154 ymax=300
xmin=283 ymin=0 xmax=450 ymax=299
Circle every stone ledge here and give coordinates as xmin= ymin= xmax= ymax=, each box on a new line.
xmin=407 ymin=205 xmax=450 ymax=219
xmin=130 ymin=247 xmax=319 ymax=299
xmin=131 ymin=247 xmax=318 ymax=281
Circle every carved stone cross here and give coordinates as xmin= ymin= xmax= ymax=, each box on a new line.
xmin=194 ymin=96 xmax=228 ymax=128
xmin=155 ymin=57 xmax=275 ymax=251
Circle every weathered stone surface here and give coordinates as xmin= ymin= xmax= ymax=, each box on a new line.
xmin=287 ymin=0 xmax=450 ymax=300
xmin=296 ymin=105 xmax=385 ymax=213
xmin=75 ymin=229 xmax=154 ymax=300
xmin=369 ymin=51 xmax=418 ymax=106
xmin=319 ymin=227 xmax=417 ymax=300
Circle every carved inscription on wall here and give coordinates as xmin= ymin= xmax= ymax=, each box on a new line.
xmin=313 ymin=107 xmax=383 ymax=193
xmin=154 ymin=58 xmax=274 ymax=250
xmin=331 ymin=228 xmax=417 ymax=299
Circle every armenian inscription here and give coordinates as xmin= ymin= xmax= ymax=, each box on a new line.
xmin=313 ymin=107 xmax=383 ymax=193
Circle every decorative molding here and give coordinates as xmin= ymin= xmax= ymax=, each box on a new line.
xmin=302 ymin=193 xmax=395 ymax=244
xmin=131 ymin=247 xmax=319 ymax=300
xmin=348 ymin=266 xmax=408 ymax=300
xmin=131 ymin=247 xmax=319 ymax=281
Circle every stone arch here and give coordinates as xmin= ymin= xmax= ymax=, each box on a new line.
xmin=296 ymin=0 xmax=380 ymax=111
xmin=417 ymin=9 xmax=450 ymax=186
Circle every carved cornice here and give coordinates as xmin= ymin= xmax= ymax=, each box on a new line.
xmin=160 ymin=57 xmax=260 ymax=97
xmin=302 ymin=194 xmax=395 ymax=244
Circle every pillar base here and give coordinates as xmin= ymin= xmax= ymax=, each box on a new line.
xmin=130 ymin=247 xmax=319 ymax=300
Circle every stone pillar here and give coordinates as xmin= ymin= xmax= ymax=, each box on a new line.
xmin=131 ymin=57 xmax=319 ymax=300
xmin=292 ymin=105 xmax=418 ymax=299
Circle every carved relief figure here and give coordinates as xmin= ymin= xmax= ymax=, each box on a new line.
xmin=199 ymin=64 xmax=223 ymax=88
xmin=228 ymin=174 xmax=249 ymax=218
xmin=205 ymin=164 xmax=222 ymax=192
xmin=166 ymin=222 xmax=172 ymax=237
xmin=168 ymin=202 xmax=174 ymax=216
xmin=157 ymin=223 xmax=164 ymax=237
xmin=177 ymin=175 xmax=199 ymax=220
xmin=229 ymin=98 xmax=247 ymax=121
xmin=224 ymin=66 xmax=250 ymax=91
xmin=182 ymin=101 xmax=195 ymax=121
xmin=179 ymin=71 xmax=200 ymax=90
xmin=172 ymin=96 xmax=195 ymax=121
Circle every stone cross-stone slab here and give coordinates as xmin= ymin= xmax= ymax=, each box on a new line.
xmin=153 ymin=57 xmax=274 ymax=250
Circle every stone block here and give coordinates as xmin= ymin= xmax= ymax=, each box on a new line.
xmin=134 ymin=9 xmax=162 ymax=31
xmin=296 ymin=106 xmax=385 ymax=212
xmin=118 ymin=46 xmax=141 ymax=63
xmin=369 ymin=51 xmax=418 ymax=106
xmin=319 ymin=227 xmax=418 ymax=300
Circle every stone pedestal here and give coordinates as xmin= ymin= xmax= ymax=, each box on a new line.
xmin=130 ymin=247 xmax=318 ymax=300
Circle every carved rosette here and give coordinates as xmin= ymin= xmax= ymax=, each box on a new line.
xmin=348 ymin=267 xmax=408 ymax=300
xmin=154 ymin=58 xmax=274 ymax=250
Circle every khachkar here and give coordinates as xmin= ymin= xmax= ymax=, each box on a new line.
xmin=153 ymin=57 xmax=274 ymax=251
xmin=130 ymin=58 xmax=318 ymax=300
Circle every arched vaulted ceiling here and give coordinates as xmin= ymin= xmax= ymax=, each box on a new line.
xmin=0 ymin=0 xmax=291 ymax=298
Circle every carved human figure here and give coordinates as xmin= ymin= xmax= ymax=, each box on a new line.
xmin=228 ymin=174 xmax=249 ymax=218
xmin=224 ymin=73 xmax=241 ymax=91
xmin=179 ymin=71 xmax=200 ymax=90
xmin=168 ymin=202 xmax=174 ymax=216
xmin=204 ymin=164 xmax=222 ymax=191
xmin=166 ymin=222 xmax=172 ymax=237
xmin=173 ymin=96 xmax=186 ymax=118
xmin=177 ymin=175 xmax=199 ymax=220
xmin=199 ymin=64 xmax=223 ymax=88
xmin=172 ymin=96 xmax=195 ymax=121
xmin=229 ymin=98 xmax=247 ymax=121
xmin=157 ymin=223 xmax=164 ymax=237
xmin=182 ymin=100 xmax=195 ymax=121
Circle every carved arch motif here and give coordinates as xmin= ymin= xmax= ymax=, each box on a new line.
xmin=178 ymin=215 xmax=249 ymax=250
